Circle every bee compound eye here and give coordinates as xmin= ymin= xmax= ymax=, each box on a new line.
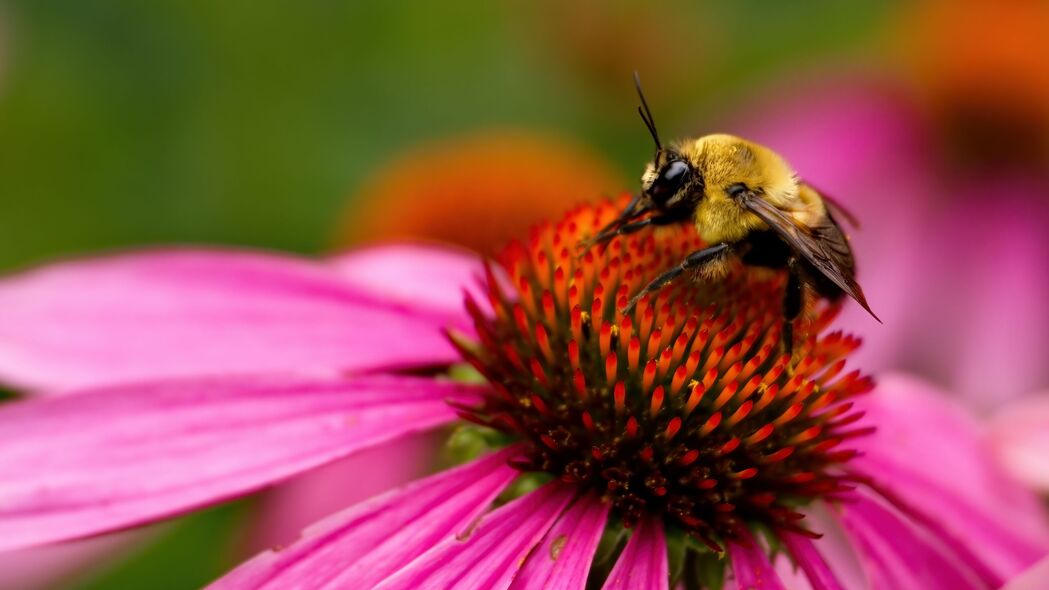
xmin=649 ymin=160 xmax=690 ymax=202
xmin=661 ymin=160 xmax=689 ymax=185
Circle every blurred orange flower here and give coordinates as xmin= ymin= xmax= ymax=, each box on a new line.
xmin=335 ymin=132 xmax=626 ymax=256
xmin=894 ymin=0 xmax=1049 ymax=167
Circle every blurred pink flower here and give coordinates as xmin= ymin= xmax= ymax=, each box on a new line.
xmin=0 ymin=200 xmax=1046 ymax=588
xmin=988 ymin=393 xmax=1049 ymax=494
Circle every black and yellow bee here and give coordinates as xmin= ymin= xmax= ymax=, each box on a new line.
xmin=583 ymin=74 xmax=879 ymax=353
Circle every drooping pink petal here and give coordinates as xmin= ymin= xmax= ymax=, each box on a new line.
xmin=770 ymin=552 xmax=813 ymax=590
xmin=373 ymin=482 xmax=576 ymax=590
xmin=601 ymin=515 xmax=668 ymax=590
xmin=781 ymin=531 xmax=845 ymax=590
xmin=1002 ymin=554 xmax=1049 ymax=590
xmin=210 ymin=447 xmax=519 ymax=590
xmin=511 ymin=493 xmax=610 ymax=590
xmin=783 ymin=506 xmax=870 ymax=590
xmin=0 ymin=373 xmax=480 ymax=552
xmin=773 ymin=509 xmax=869 ymax=589
xmin=850 ymin=373 xmax=1049 ymax=578
xmin=0 ymin=249 xmax=462 ymax=392
xmin=241 ymin=432 xmax=437 ymax=557
xmin=988 ymin=392 xmax=1049 ymax=492
xmin=726 ymin=528 xmax=785 ymax=590
xmin=329 ymin=243 xmax=488 ymax=320
xmin=837 ymin=491 xmax=989 ymax=590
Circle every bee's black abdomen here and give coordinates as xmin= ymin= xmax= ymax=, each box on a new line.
xmin=805 ymin=267 xmax=846 ymax=301
xmin=740 ymin=230 xmax=845 ymax=301
xmin=740 ymin=230 xmax=793 ymax=269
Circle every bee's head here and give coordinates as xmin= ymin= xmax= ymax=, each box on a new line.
xmin=575 ymin=74 xmax=704 ymax=251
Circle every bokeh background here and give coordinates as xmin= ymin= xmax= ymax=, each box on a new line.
xmin=1 ymin=1 xmax=1047 ymax=588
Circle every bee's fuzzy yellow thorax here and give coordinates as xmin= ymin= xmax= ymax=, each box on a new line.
xmin=677 ymin=134 xmax=804 ymax=244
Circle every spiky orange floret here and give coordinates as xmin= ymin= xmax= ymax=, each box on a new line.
xmin=454 ymin=197 xmax=874 ymax=546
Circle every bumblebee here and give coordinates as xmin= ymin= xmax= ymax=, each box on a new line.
xmin=583 ymin=74 xmax=879 ymax=353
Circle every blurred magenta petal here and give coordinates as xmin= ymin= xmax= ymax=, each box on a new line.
xmin=781 ymin=531 xmax=844 ymax=590
xmin=0 ymin=249 xmax=461 ymax=392
xmin=726 ymin=528 xmax=784 ymax=590
xmin=210 ymin=448 xmax=518 ymax=590
xmin=601 ymin=515 xmax=667 ymax=590
xmin=851 ymin=373 xmax=1049 ymax=577
xmin=511 ymin=494 xmax=610 ymax=590
xmin=374 ymin=483 xmax=575 ymax=590
xmin=838 ymin=492 xmax=987 ymax=590
xmin=329 ymin=243 xmax=488 ymax=323
xmin=0 ymin=373 xmax=480 ymax=551
xmin=243 ymin=432 xmax=436 ymax=556
xmin=906 ymin=188 xmax=1049 ymax=406
xmin=988 ymin=392 xmax=1049 ymax=492
xmin=1002 ymin=555 xmax=1049 ymax=590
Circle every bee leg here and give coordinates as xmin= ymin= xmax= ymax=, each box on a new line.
xmin=621 ymin=243 xmax=733 ymax=314
xmin=782 ymin=258 xmax=804 ymax=362
xmin=580 ymin=211 xmax=688 ymax=251
xmin=591 ymin=193 xmax=643 ymax=238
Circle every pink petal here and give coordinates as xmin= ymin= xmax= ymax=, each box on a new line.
xmin=210 ymin=448 xmax=519 ymax=590
xmin=770 ymin=552 xmax=814 ymax=590
xmin=781 ymin=531 xmax=845 ymax=590
xmin=0 ymin=248 xmax=461 ymax=392
xmin=790 ymin=505 xmax=871 ymax=590
xmin=850 ymin=373 xmax=1049 ymax=578
xmin=1002 ymin=555 xmax=1049 ymax=590
xmin=329 ymin=243 xmax=488 ymax=322
xmin=374 ymin=482 xmax=576 ymax=590
xmin=837 ymin=491 xmax=989 ymax=590
xmin=602 ymin=515 xmax=668 ymax=590
xmin=241 ymin=432 xmax=436 ymax=557
xmin=988 ymin=392 xmax=1049 ymax=492
xmin=726 ymin=528 xmax=785 ymax=590
xmin=0 ymin=373 xmax=479 ymax=551
xmin=511 ymin=493 xmax=610 ymax=590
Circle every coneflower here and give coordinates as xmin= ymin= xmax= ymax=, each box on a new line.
xmin=0 ymin=199 xmax=1045 ymax=589
xmin=455 ymin=200 xmax=870 ymax=550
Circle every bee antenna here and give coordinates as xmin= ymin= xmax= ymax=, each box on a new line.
xmin=634 ymin=71 xmax=662 ymax=151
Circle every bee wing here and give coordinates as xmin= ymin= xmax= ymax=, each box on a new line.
xmin=738 ymin=193 xmax=879 ymax=321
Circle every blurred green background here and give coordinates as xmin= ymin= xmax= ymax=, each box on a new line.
xmin=2 ymin=1 xmax=1046 ymax=588
xmin=0 ymin=0 xmax=895 ymax=273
